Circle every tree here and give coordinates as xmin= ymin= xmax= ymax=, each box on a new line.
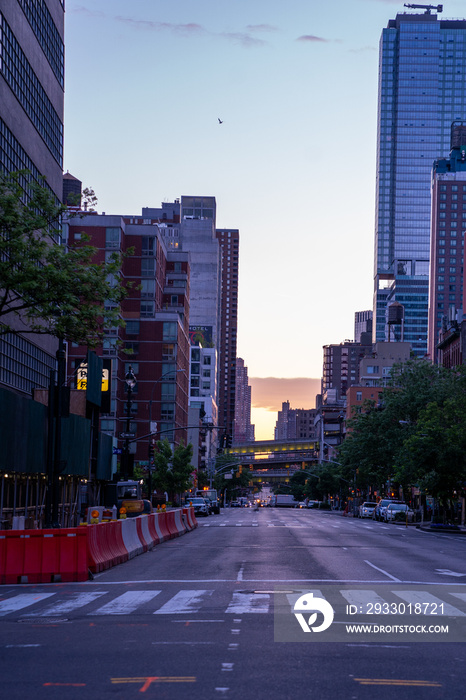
xmin=338 ymin=360 xmax=466 ymax=506
xmin=0 ymin=171 xmax=128 ymax=346
xmin=152 ymin=439 xmax=194 ymax=502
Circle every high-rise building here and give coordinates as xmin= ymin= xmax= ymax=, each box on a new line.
xmin=0 ymin=0 xmax=65 ymax=395
xmin=322 ymin=340 xmax=373 ymax=399
xmin=428 ymin=123 xmax=466 ymax=362
xmin=374 ymin=7 xmax=466 ymax=357
xmin=233 ymin=358 xmax=254 ymax=444
xmin=65 ymin=214 xmax=190 ymax=467
xmin=216 ymin=229 xmax=239 ymax=439
xmin=354 ymin=310 xmax=373 ymax=343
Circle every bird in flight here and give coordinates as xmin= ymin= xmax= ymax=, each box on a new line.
xmin=218 ymin=118 xmax=223 ymax=124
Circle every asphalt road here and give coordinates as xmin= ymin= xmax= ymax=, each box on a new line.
xmin=1 ymin=507 xmax=466 ymax=699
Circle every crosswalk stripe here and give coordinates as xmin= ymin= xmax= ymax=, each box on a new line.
xmin=92 ymin=591 xmax=161 ymax=616
xmin=154 ymin=590 xmax=213 ymax=614
xmin=22 ymin=591 xmax=108 ymax=617
xmin=340 ymin=590 xmax=387 ymax=607
xmin=225 ymin=592 xmax=269 ymax=614
xmin=0 ymin=593 xmax=56 ymax=617
xmin=393 ymin=591 xmax=466 ymax=616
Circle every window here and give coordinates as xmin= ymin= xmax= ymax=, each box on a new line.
xmin=105 ymin=227 xmax=120 ymax=248
xmin=366 ymin=366 xmax=379 ymax=374
xmin=162 ymin=344 xmax=176 ymax=360
xmin=141 ymin=279 xmax=155 ymax=298
xmin=140 ymin=301 xmax=154 ymax=317
xmin=163 ymin=322 xmax=177 ymax=340
xmin=356 ymin=391 xmax=362 ymax=401
xmin=141 ymin=258 xmax=155 ymax=276
xmin=125 ymin=342 xmax=139 ymax=354
xmin=161 ymin=403 xmax=175 ymax=420
xmin=141 ymin=237 xmax=155 ymax=256
xmin=125 ymin=320 xmax=140 ymax=335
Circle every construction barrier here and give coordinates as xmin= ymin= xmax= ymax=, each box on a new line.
xmin=1 ymin=528 xmax=88 ymax=584
xmin=155 ymin=511 xmax=172 ymax=541
xmin=174 ymin=509 xmax=188 ymax=536
xmin=183 ymin=506 xmax=197 ymax=530
xmin=120 ymin=517 xmax=144 ymax=559
xmin=0 ymin=509 xmax=196 ymax=583
xmin=147 ymin=514 xmax=161 ymax=546
xmin=136 ymin=516 xmax=152 ymax=552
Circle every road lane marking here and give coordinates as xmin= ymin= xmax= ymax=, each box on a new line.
xmin=0 ymin=593 xmax=55 ymax=616
xmin=364 ymin=560 xmax=401 ymax=582
xmin=225 ymin=592 xmax=269 ymax=614
xmin=22 ymin=592 xmax=107 ymax=617
xmin=92 ymin=591 xmax=161 ymax=616
xmin=111 ymin=677 xmax=195 ymax=691
xmin=154 ymin=590 xmax=213 ymax=614
xmin=354 ymin=678 xmax=441 ymax=687
xmin=393 ymin=590 xmax=465 ymax=616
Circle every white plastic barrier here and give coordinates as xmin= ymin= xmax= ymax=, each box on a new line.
xmin=174 ymin=509 xmax=187 ymax=536
xmin=138 ymin=515 xmax=154 ymax=549
xmin=152 ymin=513 xmax=165 ymax=543
xmin=120 ymin=517 xmax=144 ymax=558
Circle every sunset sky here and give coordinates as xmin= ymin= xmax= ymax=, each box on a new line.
xmin=63 ymin=1 xmax=466 ymax=439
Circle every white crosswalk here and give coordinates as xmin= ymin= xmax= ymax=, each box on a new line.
xmin=1 ymin=587 xmax=466 ymax=619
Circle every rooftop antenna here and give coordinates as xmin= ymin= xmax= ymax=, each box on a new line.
xmin=404 ymin=4 xmax=443 ymax=13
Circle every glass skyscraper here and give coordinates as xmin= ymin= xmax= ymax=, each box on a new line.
xmin=374 ymin=8 xmax=466 ymax=356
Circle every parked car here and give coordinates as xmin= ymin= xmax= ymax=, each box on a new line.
xmin=384 ymin=503 xmax=414 ymax=523
xmin=297 ymin=502 xmax=307 ymax=509
xmin=230 ymin=501 xmax=241 ymax=508
xmin=188 ymin=497 xmax=210 ymax=517
xmin=373 ymin=499 xmax=404 ymax=521
xmin=307 ymin=501 xmax=320 ymax=509
xmin=358 ymin=502 xmax=378 ymax=518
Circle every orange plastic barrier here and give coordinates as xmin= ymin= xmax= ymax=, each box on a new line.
xmin=156 ymin=512 xmax=172 ymax=541
xmin=0 ymin=529 xmax=88 ymax=584
xmin=165 ymin=510 xmax=179 ymax=539
xmin=147 ymin=514 xmax=161 ymax=546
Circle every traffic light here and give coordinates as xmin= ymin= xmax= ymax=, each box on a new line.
xmin=225 ymin=434 xmax=232 ymax=449
xmin=238 ymin=464 xmax=242 ymax=474
xmin=302 ymin=462 xmax=306 ymax=470
xmin=249 ymin=464 xmax=253 ymax=471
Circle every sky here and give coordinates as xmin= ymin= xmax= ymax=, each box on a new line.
xmin=64 ymin=0 xmax=466 ymax=439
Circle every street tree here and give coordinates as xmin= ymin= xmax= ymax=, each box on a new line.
xmin=152 ymin=439 xmax=194 ymax=503
xmin=0 ymin=171 xmax=128 ymax=346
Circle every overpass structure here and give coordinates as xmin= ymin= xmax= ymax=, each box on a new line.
xmin=224 ymin=439 xmax=319 ymax=484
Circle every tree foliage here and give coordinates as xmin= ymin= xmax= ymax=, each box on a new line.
xmin=152 ymin=439 xmax=194 ymax=497
xmin=338 ymin=359 xmax=466 ymax=502
xmin=0 ymin=171 xmax=128 ymax=346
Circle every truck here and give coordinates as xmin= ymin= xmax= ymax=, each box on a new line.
xmin=103 ymin=480 xmax=151 ymax=517
xmin=195 ymin=489 xmax=220 ymax=514
xmin=272 ymin=494 xmax=298 ymax=508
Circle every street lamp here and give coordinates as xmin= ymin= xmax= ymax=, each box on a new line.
xmin=147 ymin=368 xmax=185 ymax=504
xmin=121 ymin=365 xmax=137 ymax=480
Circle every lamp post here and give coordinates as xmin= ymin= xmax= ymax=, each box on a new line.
xmin=121 ymin=365 xmax=137 ymax=480
xmin=147 ymin=368 xmax=185 ymax=504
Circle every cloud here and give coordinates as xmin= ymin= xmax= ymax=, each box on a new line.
xmin=249 ymin=377 xmax=321 ymax=412
xmin=115 ymin=16 xmax=205 ymax=36
xmin=246 ymin=24 xmax=278 ymax=33
xmin=220 ymin=32 xmax=267 ymax=48
xmin=296 ymin=35 xmax=329 ymax=43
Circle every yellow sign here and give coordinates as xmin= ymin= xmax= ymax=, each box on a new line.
xmin=77 ymin=362 xmax=109 ymax=392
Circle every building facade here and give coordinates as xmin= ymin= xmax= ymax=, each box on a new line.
xmin=0 ymin=0 xmax=65 ymax=396
xmin=373 ymin=7 xmax=466 ymax=357
xmin=322 ymin=340 xmax=373 ymax=399
xmin=65 ymin=214 xmax=190 ymax=470
xmin=233 ymin=358 xmax=254 ymax=444
xmin=216 ymin=229 xmax=239 ymax=439
xmin=428 ymin=123 xmax=466 ymax=362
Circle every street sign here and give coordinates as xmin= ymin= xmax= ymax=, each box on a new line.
xmin=120 ymin=432 xmax=135 ymax=439
xmin=224 ymin=473 xmax=233 ymax=479
xmin=112 ymin=448 xmax=122 ymax=455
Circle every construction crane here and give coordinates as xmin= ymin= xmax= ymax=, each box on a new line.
xmin=404 ymin=4 xmax=443 ymax=13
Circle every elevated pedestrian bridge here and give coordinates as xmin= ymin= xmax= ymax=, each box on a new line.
xmin=225 ymin=439 xmax=319 ymax=482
